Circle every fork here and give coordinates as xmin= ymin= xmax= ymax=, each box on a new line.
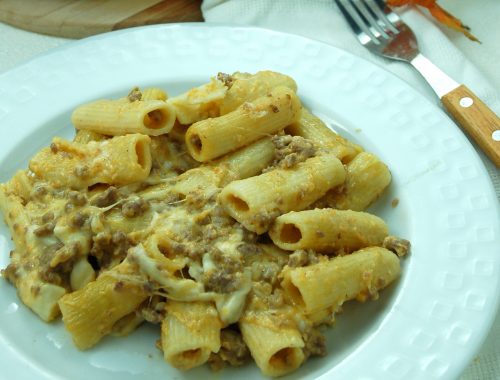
xmin=335 ymin=0 xmax=500 ymax=167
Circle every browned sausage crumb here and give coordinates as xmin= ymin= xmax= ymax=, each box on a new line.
xmin=287 ymin=249 xmax=319 ymax=268
xmin=68 ymin=191 xmax=87 ymax=206
xmin=91 ymin=186 xmax=119 ymax=207
xmin=121 ymin=198 xmax=149 ymax=218
xmin=383 ymin=235 xmax=410 ymax=257
xmin=208 ymin=329 xmax=250 ymax=370
xmin=303 ymin=328 xmax=327 ymax=357
xmin=70 ymin=212 xmax=87 ymax=228
xmin=33 ymin=222 xmax=55 ymax=237
xmin=216 ymin=72 xmax=235 ymax=88
xmin=127 ymin=87 xmax=142 ymax=102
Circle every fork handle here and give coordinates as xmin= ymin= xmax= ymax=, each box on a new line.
xmin=441 ymin=85 xmax=500 ymax=167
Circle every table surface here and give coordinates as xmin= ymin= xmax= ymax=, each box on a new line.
xmin=0 ymin=1 xmax=498 ymax=379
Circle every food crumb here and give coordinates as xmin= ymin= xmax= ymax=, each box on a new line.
xmin=391 ymin=198 xmax=399 ymax=208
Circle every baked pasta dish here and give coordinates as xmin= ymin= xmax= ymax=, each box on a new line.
xmin=0 ymin=71 xmax=409 ymax=377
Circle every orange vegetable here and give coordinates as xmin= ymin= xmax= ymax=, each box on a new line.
xmin=387 ymin=0 xmax=480 ymax=42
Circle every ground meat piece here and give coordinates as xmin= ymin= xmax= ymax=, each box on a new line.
xmin=216 ymin=72 xmax=235 ymax=88
xmin=287 ymin=249 xmax=319 ymax=267
xmin=204 ymin=270 xmax=241 ymax=293
xmin=383 ymin=236 xmax=410 ymax=257
xmin=249 ymin=209 xmax=280 ymax=232
xmin=127 ymin=87 xmax=142 ymax=102
xmin=303 ymin=328 xmax=327 ymax=358
xmin=91 ymin=186 xmax=119 ymax=207
xmin=50 ymin=143 xmax=58 ymax=153
xmin=266 ymin=135 xmax=317 ymax=171
xmin=121 ymin=197 xmax=149 ymax=218
xmin=68 ymin=191 xmax=87 ymax=206
xmin=41 ymin=211 xmax=54 ymax=223
xmin=33 ymin=222 xmax=55 ymax=237
xmin=70 ymin=212 xmax=87 ymax=228
xmin=38 ymin=242 xmax=72 ymax=287
xmin=1 ymin=262 xmax=19 ymax=283
xmin=90 ymin=230 xmax=131 ymax=267
xmin=237 ymin=243 xmax=262 ymax=257
xmin=203 ymin=250 xmax=243 ymax=293
xmin=208 ymin=329 xmax=250 ymax=370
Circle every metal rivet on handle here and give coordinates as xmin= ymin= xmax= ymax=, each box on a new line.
xmin=459 ymin=97 xmax=473 ymax=108
xmin=492 ymin=130 xmax=500 ymax=141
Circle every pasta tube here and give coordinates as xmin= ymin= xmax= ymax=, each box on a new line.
xmin=185 ymin=86 xmax=301 ymax=162
xmin=240 ymin=311 xmax=305 ymax=377
xmin=162 ymin=301 xmax=221 ymax=370
xmin=218 ymin=154 xmax=345 ymax=234
xmin=72 ymin=98 xmax=176 ymax=136
xmin=281 ymin=247 xmax=400 ymax=315
xmin=321 ymin=152 xmax=391 ymax=211
xmin=269 ymin=209 xmax=388 ymax=253
xmin=29 ymin=134 xmax=152 ymax=189
xmin=58 ymin=261 xmax=149 ymax=349
xmin=212 ymin=137 xmax=276 ymax=180
xmin=219 ymin=70 xmax=297 ymax=114
xmin=167 ymin=78 xmax=227 ymax=124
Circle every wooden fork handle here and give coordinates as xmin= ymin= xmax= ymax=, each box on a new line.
xmin=441 ymin=85 xmax=500 ymax=167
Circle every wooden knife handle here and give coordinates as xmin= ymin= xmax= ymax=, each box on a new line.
xmin=441 ymin=85 xmax=500 ymax=167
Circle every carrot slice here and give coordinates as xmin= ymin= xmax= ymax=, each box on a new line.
xmin=386 ymin=0 xmax=480 ymax=42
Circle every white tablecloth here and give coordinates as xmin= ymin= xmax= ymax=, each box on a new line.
xmin=0 ymin=0 xmax=498 ymax=378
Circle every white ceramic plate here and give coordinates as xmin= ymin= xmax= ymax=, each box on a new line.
xmin=0 ymin=24 xmax=498 ymax=380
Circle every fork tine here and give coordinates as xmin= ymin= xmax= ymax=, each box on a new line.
xmin=335 ymin=0 xmax=380 ymax=45
xmin=351 ymin=0 xmax=389 ymax=39
xmin=365 ymin=0 xmax=400 ymax=34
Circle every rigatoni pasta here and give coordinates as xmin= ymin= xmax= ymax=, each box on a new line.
xmin=269 ymin=209 xmax=388 ymax=253
xmin=0 ymin=70 xmax=409 ymax=378
xmin=218 ymin=154 xmax=345 ymax=233
xmin=72 ymin=97 xmax=176 ymax=136
xmin=185 ymin=86 xmax=301 ymax=162
xmin=281 ymin=247 xmax=401 ymax=316
xmin=29 ymin=134 xmax=152 ymax=189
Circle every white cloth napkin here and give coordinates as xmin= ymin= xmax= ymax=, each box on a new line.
xmin=202 ymin=1 xmax=500 ymax=379
xmin=201 ymin=0 xmax=500 ymax=194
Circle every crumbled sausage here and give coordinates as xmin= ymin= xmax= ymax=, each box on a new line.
xmin=50 ymin=143 xmax=58 ymax=153
xmin=237 ymin=243 xmax=262 ymax=257
xmin=203 ymin=250 xmax=243 ymax=293
xmin=91 ymin=186 xmax=118 ymax=207
xmin=303 ymin=327 xmax=327 ymax=358
xmin=216 ymin=72 xmax=235 ymax=88
xmin=127 ymin=87 xmax=142 ymax=102
xmin=383 ymin=235 xmax=410 ymax=257
xmin=33 ymin=222 xmax=55 ymax=237
xmin=90 ymin=230 xmax=131 ymax=267
xmin=70 ymin=212 xmax=87 ymax=228
xmin=121 ymin=198 xmax=149 ymax=218
xmin=41 ymin=211 xmax=54 ymax=223
xmin=265 ymin=135 xmax=317 ymax=171
xmin=288 ymin=249 xmax=319 ymax=268
xmin=208 ymin=329 xmax=250 ymax=370
xmin=1 ymin=262 xmax=19 ymax=283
